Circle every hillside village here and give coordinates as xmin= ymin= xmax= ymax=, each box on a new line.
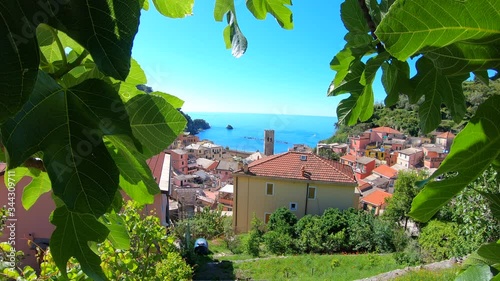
xmin=0 ymin=124 xmax=456 ymax=269
xmin=155 ymin=125 xmax=455 ymax=230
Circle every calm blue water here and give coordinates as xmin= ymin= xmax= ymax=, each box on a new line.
xmin=188 ymin=112 xmax=337 ymax=153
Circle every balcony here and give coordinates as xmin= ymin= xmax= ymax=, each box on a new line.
xmin=218 ymin=197 xmax=233 ymax=207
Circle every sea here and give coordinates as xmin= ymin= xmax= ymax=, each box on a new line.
xmin=188 ymin=112 xmax=337 ymax=154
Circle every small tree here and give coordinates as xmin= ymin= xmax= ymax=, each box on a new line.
xmin=244 ymin=215 xmax=264 ymax=257
xmin=383 ymin=170 xmax=427 ymax=230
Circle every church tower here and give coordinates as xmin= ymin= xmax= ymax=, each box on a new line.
xmin=264 ymin=130 xmax=275 ymax=156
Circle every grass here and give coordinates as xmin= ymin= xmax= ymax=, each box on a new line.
xmin=390 ymin=266 xmax=461 ymax=281
xmin=230 ymin=253 xmax=404 ymax=281
xmin=194 ymin=238 xmax=459 ymax=281
xmin=193 ymin=238 xmax=406 ymax=280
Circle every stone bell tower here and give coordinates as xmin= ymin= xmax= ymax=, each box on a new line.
xmin=264 ymin=130 xmax=275 ymax=156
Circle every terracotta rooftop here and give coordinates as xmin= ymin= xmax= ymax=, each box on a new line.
xmin=340 ymin=154 xmax=356 ymax=162
xmin=356 ymin=156 xmax=376 ymax=165
xmin=372 ymin=165 xmax=398 ymax=179
xmin=358 ymin=181 xmax=373 ymax=192
xmin=361 ymin=190 xmax=392 ymax=206
xmin=437 ymin=131 xmax=455 ymax=139
xmin=240 ymin=152 xmax=357 ymax=184
xmin=370 ymin=127 xmax=402 ymax=135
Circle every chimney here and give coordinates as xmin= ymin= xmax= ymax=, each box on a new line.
xmin=243 ymin=163 xmax=249 ymax=174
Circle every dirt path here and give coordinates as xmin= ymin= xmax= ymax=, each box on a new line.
xmin=355 ymin=258 xmax=459 ymax=281
xmin=213 ymin=253 xmax=290 ymax=263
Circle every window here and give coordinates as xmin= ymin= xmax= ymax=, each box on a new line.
xmin=289 ymin=202 xmax=298 ymax=211
xmin=266 ymin=183 xmax=274 ymax=195
xmin=264 ymin=213 xmax=271 ymax=224
xmin=307 ymin=186 xmax=316 ymax=199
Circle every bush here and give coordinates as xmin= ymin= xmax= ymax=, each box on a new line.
xmin=419 ymin=220 xmax=461 ymax=262
xmin=155 ymin=252 xmax=193 ymax=281
xmin=296 ymin=215 xmax=325 ymax=253
xmin=321 ymin=208 xmax=348 ymax=234
xmin=173 ymin=207 xmax=228 ymax=247
xmin=244 ymin=231 xmax=261 ymax=257
xmin=346 ymin=210 xmax=375 ymax=252
xmin=323 ymin=229 xmax=347 ymax=253
xmin=2 ymin=201 xmax=193 ymax=280
xmin=372 ymin=219 xmax=397 ymax=253
xmin=223 ymin=216 xmax=243 ymax=254
xmin=244 ymin=215 xmax=264 ymax=257
xmin=263 ymin=231 xmax=294 ymax=255
xmin=226 ymin=235 xmax=244 ymax=254
xmin=267 ymin=207 xmax=297 ymax=237
xmin=393 ymin=239 xmax=423 ymax=266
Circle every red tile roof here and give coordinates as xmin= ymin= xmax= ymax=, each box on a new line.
xmin=437 ymin=131 xmax=455 ymax=139
xmin=371 ymin=127 xmax=402 ymax=134
xmin=372 ymin=165 xmax=398 ymax=179
xmin=146 ymin=152 xmax=166 ymax=184
xmin=358 ymin=181 xmax=373 ymax=192
xmin=240 ymin=152 xmax=356 ymax=184
xmin=361 ymin=190 xmax=392 ymax=206
xmin=341 ymin=154 xmax=356 ymax=162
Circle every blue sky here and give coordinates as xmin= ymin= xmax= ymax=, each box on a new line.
xmin=132 ymin=0 xmax=386 ymax=117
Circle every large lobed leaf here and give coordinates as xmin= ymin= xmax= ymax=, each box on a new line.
xmin=1 ymin=72 xmax=136 ymax=278
xmin=104 ymin=135 xmax=159 ymax=205
xmin=213 ymin=0 xmax=248 ymax=58
xmin=152 ymin=0 xmax=194 ymax=18
xmin=0 ymin=0 xmax=140 ymax=123
xmin=409 ymin=95 xmax=500 ymax=222
xmin=411 ymin=57 xmax=468 ymax=133
xmin=50 ymin=206 xmax=109 ymax=281
xmin=246 ymin=0 xmax=293 ymax=30
xmin=126 ymin=92 xmax=187 ymax=158
xmin=340 ymin=0 xmax=369 ymax=34
xmin=0 ymin=2 xmax=40 ymax=123
xmin=47 ymin=0 xmax=141 ymax=80
xmin=376 ymin=0 xmax=500 ymax=74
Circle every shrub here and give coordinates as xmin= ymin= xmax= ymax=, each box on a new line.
xmin=296 ymin=215 xmax=325 ymax=253
xmin=244 ymin=215 xmax=264 ymax=257
xmin=267 ymin=207 xmax=297 ymax=237
xmin=1 ymin=201 xmax=194 ymax=280
xmin=346 ymin=210 xmax=375 ymax=252
xmin=393 ymin=239 xmax=423 ymax=266
xmin=330 ymin=258 xmax=340 ymax=269
xmin=323 ymin=229 xmax=347 ymax=253
xmin=155 ymin=252 xmax=193 ymax=281
xmin=321 ymin=208 xmax=348 ymax=234
xmin=244 ymin=231 xmax=261 ymax=257
xmin=372 ymin=219 xmax=397 ymax=253
xmin=419 ymin=220 xmax=461 ymax=262
xmin=263 ymin=231 xmax=294 ymax=255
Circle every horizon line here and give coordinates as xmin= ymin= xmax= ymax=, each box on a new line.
xmin=186 ymin=111 xmax=338 ymax=118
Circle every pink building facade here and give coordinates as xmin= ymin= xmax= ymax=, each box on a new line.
xmin=169 ymin=149 xmax=188 ymax=174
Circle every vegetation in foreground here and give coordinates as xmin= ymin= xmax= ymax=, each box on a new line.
xmin=0 ymin=201 xmax=193 ymax=281
xmin=391 ymin=266 xmax=461 ymax=281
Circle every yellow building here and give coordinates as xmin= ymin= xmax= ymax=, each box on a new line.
xmin=365 ymin=148 xmax=386 ymax=160
xmin=233 ymin=152 xmax=358 ymax=233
